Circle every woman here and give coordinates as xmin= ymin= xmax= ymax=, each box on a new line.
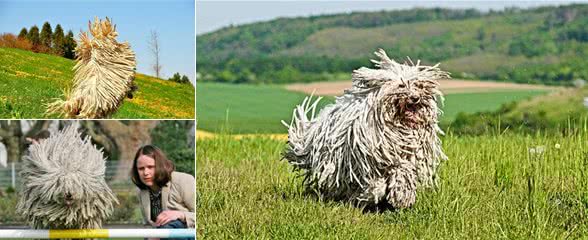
xmin=131 ymin=145 xmax=195 ymax=233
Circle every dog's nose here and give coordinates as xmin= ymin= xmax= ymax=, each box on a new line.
xmin=409 ymin=96 xmax=420 ymax=104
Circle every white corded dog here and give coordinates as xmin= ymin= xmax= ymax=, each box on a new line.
xmin=17 ymin=124 xmax=118 ymax=228
xmin=284 ymin=49 xmax=449 ymax=208
xmin=47 ymin=17 xmax=136 ymax=118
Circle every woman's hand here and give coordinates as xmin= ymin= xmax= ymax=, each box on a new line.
xmin=154 ymin=210 xmax=185 ymax=226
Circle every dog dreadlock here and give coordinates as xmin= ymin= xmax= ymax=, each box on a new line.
xmin=283 ymin=49 xmax=449 ymax=208
xmin=17 ymin=124 xmax=118 ymax=228
xmin=47 ymin=17 xmax=136 ymax=118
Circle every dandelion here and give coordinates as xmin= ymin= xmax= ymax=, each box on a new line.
xmin=555 ymin=143 xmax=561 ymax=149
xmin=535 ymin=145 xmax=545 ymax=154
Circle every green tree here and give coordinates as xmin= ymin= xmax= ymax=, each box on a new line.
xmin=169 ymin=72 xmax=182 ymax=82
xmin=53 ymin=24 xmax=65 ymax=54
xmin=40 ymin=22 xmax=53 ymax=49
xmin=181 ymin=75 xmax=190 ymax=84
xmin=17 ymin=28 xmax=28 ymax=39
xmin=27 ymin=25 xmax=40 ymax=46
xmin=150 ymin=121 xmax=194 ymax=175
xmin=63 ymin=30 xmax=76 ymax=59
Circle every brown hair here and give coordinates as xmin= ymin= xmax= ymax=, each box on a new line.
xmin=131 ymin=145 xmax=175 ymax=190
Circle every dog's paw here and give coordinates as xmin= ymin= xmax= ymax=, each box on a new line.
xmin=385 ymin=169 xmax=417 ymax=208
xmin=386 ymin=185 xmax=416 ymax=208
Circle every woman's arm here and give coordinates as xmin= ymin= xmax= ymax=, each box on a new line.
xmin=160 ymin=172 xmax=195 ymax=227
xmin=180 ymin=173 xmax=196 ymax=227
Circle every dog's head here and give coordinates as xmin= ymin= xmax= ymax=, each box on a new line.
xmin=19 ymin=124 xmax=117 ymax=228
xmin=350 ymin=49 xmax=449 ymax=129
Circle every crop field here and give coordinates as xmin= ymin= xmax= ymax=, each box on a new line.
xmin=197 ymin=131 xmax=588 ymax=239
xmin=0 ymin=47 xmax=194 ymax=119
xmin=197 ymin=82 xmax=550 ymax=134
xmin=197 ymin=82 xmax=334 ymax=133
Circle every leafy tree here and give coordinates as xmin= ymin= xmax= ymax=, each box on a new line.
xmin=40 ymin=22 xmax=52 ymax=49
xmin=150 ymin=121 xmax=194 ymax=175
xmin=17 ymin=28 xmax=27 ymax=39
xmin=63 ymin=30 xmax=76 ymax=59
xmin=558 ymin=18 xmax=588 ymax=42
xmin=53 ymin=24 xmax=65 ymax=55
xmin=168 ymin=72 xmax=190 ymax=84
xmin=181 ymin=75 xmax=190 ymax=84
xmin=508 ymin=33 xmax=557 ymax=57
xmin=169 ymin=72 xmax=182 ymax=82
xmin=27 ymin=25 xmax=40 ymax=46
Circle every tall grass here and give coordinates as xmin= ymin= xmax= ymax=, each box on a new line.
xmin=197 ymin=130 xmax=588 ymax=239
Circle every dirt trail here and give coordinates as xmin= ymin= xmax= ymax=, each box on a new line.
xmin=286 ymin=79 xmax=560 ymax=96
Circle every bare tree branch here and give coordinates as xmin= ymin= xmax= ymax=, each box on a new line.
xmin=148 ymin=30 xmax=162 ymax=78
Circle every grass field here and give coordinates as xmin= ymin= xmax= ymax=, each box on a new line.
xmin=0 ymin=47 xmax=194 ymax=119
xmin=197 ymin=131 xmax=588 ymax=239
xmin=197 ymin=82 xmax=334 ymax=133
xmin=197 ymin=82 xmax=549 ymax=134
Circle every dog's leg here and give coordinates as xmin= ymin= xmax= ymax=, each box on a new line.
xmin=354 ymin=177 xmax=387 ymax=208
xmin=385 ymin=159 xmax=418 ymax=209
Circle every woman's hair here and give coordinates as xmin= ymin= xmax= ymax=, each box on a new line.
xmin=131 ymin=145 xmax=175 ymax=190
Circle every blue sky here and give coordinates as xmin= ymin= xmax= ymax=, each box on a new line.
xmin=0 ymin=0 xmax=195 ymax=84
xmin=197 ymin=0 xmax=588 ymax=35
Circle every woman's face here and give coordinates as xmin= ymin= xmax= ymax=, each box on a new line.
xmin=137 ymin=155 xmax=156 ymax=188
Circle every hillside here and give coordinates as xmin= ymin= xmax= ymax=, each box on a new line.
xmin=449 ymin=87 xmax=588 ymax=134
xmin=197 ymin=4 xmax=588 ymax=85
xmin=0 ymin=47 xmax=194 ymax=119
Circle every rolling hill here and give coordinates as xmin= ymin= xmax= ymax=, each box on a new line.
xmin=449 ymin=86 xmax=588 ymax=134
xmin=197 ymin=4 xmax=588 ymax=86
xmin=0 ymin=47 xmax=194 ymax=119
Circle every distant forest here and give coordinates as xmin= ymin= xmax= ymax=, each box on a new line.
xmin=0 ymin=22 xmax=77 ymax=59
xmin=197 ymin=4 xmax=588 ymax=85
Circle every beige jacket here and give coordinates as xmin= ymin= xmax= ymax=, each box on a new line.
xmin=138 ymin=171 xmax=195 ymax=228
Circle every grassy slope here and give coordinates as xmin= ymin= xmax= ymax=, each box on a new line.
xmin=197 ymin=82 xmax=548 ymax=134
xmin=280 ymin=15 xmax=541 ymax=59
xmin=0 ymin=47 xmax=194 ymax=119
xmin=442 ymin=90 xmax=548 ymax=121
xmin=505 ymin=87 xmax=588 ymax=124
xmin=197 ymin=133 xmax=588 ymax=239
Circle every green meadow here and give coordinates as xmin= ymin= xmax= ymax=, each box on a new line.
xmin=0 ymin=47 xmax=194 ymax=119
xmin=197 ymin=132 xmax=588 ymax=239
xmin=196 ymin=82 xmax=548 ymax=134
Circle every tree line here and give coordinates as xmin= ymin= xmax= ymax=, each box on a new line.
xmin=16 ymin=22 xmax=77 ymax=59
xmin=168 ymin=72 xmax=191 ymax=84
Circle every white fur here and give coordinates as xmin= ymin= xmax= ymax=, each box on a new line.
xmin=17 ymin=124 xmax=118 ymax=228
xmin=284 ymin=49 xmax=449 ymax=208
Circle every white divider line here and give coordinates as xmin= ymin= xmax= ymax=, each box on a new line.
xmin=0 ymin=230 xmax=49 ymax=239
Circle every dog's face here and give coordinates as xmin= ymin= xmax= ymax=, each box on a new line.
xmin=350 ymin=50 xmax=447 ymax=129
xmin=53 ymin=173 xmax=84 ymax=207
xmin=378 ymin=77 xmax=441 ymax=128
xmin=37 ymin=171 xmax=99 ymax=210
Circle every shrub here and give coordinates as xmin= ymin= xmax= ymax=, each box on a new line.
xmin=108 ymin=193 xmax=143 ymax=224
xmin=0 ymin=33 xmax=33 ymax=50
xmin=0 ymin=194 xmax=25 ymax=224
